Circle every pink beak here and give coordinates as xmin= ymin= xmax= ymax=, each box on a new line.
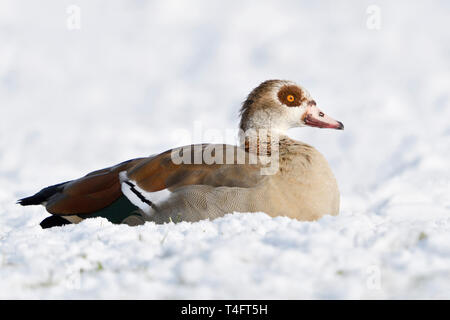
xmin=303 ymin=104 xmax=344 ymax=130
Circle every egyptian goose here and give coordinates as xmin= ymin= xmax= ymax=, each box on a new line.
xmin=18 ymin=80 xmax=343 ymax=228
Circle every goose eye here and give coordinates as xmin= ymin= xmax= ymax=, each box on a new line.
xmin=277 ymin=85 xmax=303 ymax=107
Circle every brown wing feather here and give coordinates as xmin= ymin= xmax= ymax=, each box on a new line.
xmin=46 ymin=144 xmax=266 ymax=216
xmin=46 ymin=158 xmax=145 ymax=215
xmin=127 ymin=144 xmax=266 ymax=192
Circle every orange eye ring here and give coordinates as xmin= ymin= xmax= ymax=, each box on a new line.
xmin=287 ymin=95 xmax=295 ymax=102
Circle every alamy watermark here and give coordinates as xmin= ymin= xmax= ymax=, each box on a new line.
xmin=366 ymin=265 xmax=382 ymax=290
xmin=366 ymin=5 xmax=381 ymax=30
xmin=170 ymin=123 xmax=280 ymax=175
xmin=66 ymin=5 xmax=81 ymax=30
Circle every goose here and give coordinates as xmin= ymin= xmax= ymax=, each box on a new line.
xmin=18 ymin=80 xmax=344 ymax=228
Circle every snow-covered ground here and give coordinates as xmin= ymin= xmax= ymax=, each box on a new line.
xmin=1 ymin=0 xmax=449 ymax=299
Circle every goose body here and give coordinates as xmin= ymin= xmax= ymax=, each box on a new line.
xmin=18 ymin=80 xmax=343 ymax=228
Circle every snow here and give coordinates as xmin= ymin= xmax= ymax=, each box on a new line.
xmin=1 ymin=0 xmax=449 ymax=299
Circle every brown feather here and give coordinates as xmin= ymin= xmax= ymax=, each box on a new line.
xmin=46 ymin=158 xmax=145 ymax=215
xmin=127 ymin=144 xmax=267 ymax=192
xmin=45 ymin=144 xmax=268 ymax=215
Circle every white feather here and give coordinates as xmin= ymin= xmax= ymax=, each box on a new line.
xmin=119 ymin=171 xmax=171 ymax=217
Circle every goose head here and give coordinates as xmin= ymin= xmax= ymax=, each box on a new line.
xmin=239 ymin=80 xmax=344 ymax=133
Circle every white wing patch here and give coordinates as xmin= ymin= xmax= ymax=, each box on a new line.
xmin=119 ymin=171 xmax=171 ymax=216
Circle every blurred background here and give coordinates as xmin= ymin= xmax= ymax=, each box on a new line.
xmin=0 ymin=0 xmax=449 ymax=299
